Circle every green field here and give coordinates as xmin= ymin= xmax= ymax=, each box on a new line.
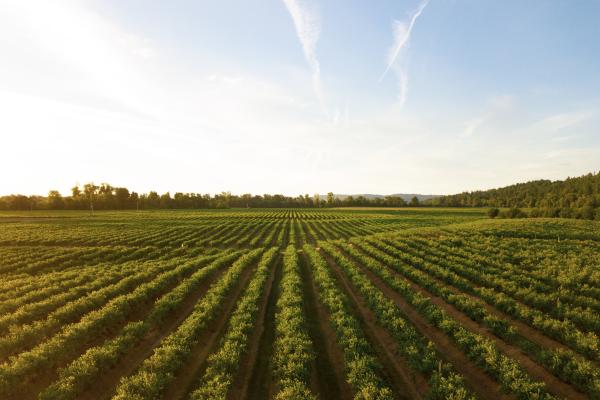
xmin=1 ymin=208 xmax=599 ymax=400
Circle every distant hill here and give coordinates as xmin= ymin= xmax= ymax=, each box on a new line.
xmin=320 ymin=193 xmax=440 ymax=202
xmin=428 ymin=171 xmax=600 ymax=209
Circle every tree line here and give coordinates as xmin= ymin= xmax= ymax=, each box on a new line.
xmin=427 ymin=172 xmax=600 ymax=220
xmin=0 ymin=183 xmax=420 ymax=211
xmin=4 ymin=171 xmax=598 ymax=219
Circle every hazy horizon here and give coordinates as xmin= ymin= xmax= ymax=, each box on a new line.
xmin=2 ymin=174 xmax=596 ymax=198
xmin=2 ymin=0 xmax=599 ymax=196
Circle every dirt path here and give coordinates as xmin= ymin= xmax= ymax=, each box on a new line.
xmin=79 ymin=259 xmax=232 ymax=400
xmin=162 ymin=259 xmax=260 ymax=400
xmin=231 ymin=254 xmax=281 ymax=400
xmin=322 ymin=253 xmax=428 ymax=400
xmin=366 ymin=256 xmax=588 ymax=400
xmin=300 ymin=251 xmax=353 ymax=399
xmin=341 ymin=253 xmax=515 ymax=400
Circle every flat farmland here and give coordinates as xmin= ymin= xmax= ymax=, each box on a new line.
xmin=1 ymin=208 xmax=599 ymax=400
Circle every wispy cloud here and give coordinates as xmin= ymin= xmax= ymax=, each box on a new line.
xmin=380 ymin=0 xmax=429 ymax=107
xmin=282 ymin=0 xmax=326 ymax=113
xmin=461 ymin=116 xmax=488 ymax=138
xmin=531 ymin=111 xmax=590 ymax=132
xmin=460 ymin=94 xmax=514 ymax=138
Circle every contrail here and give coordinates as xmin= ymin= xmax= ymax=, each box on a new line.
xmin=282 ymin=0 xmax=326 ymax=113
xmin=379 ymin=0 xmax=429 ymax=82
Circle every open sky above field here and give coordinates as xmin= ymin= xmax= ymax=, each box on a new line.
xmin=1 ymin=0 xmax=599 ymax=196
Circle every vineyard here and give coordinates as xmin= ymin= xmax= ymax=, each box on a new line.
xmin=1 ymin=208 xmax=599 ymax=400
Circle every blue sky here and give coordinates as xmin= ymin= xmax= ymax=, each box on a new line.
xmin=1 ymin=0 xmax=599 ymax=196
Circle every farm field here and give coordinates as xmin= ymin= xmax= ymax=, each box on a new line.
xmin=1 ymin=208 xmax=599 ymax=400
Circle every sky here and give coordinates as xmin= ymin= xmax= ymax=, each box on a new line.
xmin=1 ymin=0 xmax=599 ymax=196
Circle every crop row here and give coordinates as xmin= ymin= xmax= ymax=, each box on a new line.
xmin=112 ymin=248 xmax=264 ymax=399
xmin=408 ymin=235 xmax=600 ymax=325
xmin=39 ymin=249 xmax=242 ymax=400
xmin=427 ymin=233 xmax=600 ymax=304
xmin=319 ymin=241 xmax=475 ymax=400
xmin=0 ymin=251 xmax=230 ymax=397
xmin=189 ymin=247 xmax=279 ymax=399
xmin=303 ymin=244 xmax=394 ymax=399
xmin=0 ymin=252 xmax=214 ymax=361
xmin=271 ymin=246 xmax=316 ymax=399
xmin=373 ymin=236 xmax=600 ymax=363
xmin=350 ymin=238 xmax=600 ymax=398
xmin=341 ymin=238 xmax=556 ymax=400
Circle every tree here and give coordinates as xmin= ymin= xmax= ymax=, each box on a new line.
xmin=313 ymin=193 xmax=320 ymax=208
xmin=214 ymin=192 xmax=231 ymax=208
xmin=48 ymin=190 xmax=65 ymax=210
xmin=9 ymin=195 xmax=30 ymax=210
xmin=130 ymin=191 xmax=140 ymax=210
xmin=499 ymin=207 xmax=527 ymax=219
xmin=326 ymin=192 xmax=334 ymax=207
xmin=114 ymin=187 xmax=130 ymax=209
xmin=580 ymin=206 xmax=595 ymax=220
xmin=409 ymin=196 xmax=420 ymax=207
xmin=98 ymin=183 xmax=115 ymax=209
xmin=487 ymin=207 xmax=500 ymax=218
xmin=83 ymin=183 xmax=98 ymax=214
xmin=28 ymin=196 xmax=38 ymax=211
xmin=384 ymin=195 xmax=406 ymax=207
xmin=159 ymin=192 xmax=173 ymax=209
xmin=146 ymin=191 xmax=160 ymax=209
xmin=241 ymin=193 xmax=252 ymax=208
xmin=71 ymin=186 xmax=81 ymax=197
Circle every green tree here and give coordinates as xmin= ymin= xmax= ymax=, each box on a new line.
xmin=130 ymin=191 xmax=140 ymax=210
xmin=146 ymin=191 xmax=160 ymax=209
xmin=48 ymin=190 xmax=65 ymax=210
xmin=71 ymin=185 xmax=81 ymax=197
xmin=83 ymin=183 xmax=98 ymax=214
xmin=159 ymin=192 xmax=173 ymax=209
xmin=326 ymin=192 xmax=334 ymax=207
xmin=9 ymin=195 xmax=30 ymax=210
xmin=114 ymin=187 xmax=130 ymax=209
xmin=487 ymin=207 xmax=500 ymax=218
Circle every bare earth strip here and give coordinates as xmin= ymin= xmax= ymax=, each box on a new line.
xmin=300 ymin=251 xmax=354 ymax=399
xmin=229 ymin=254 xmax=281 ymax=400
xmin=362 ymin=251 xmax=589 ymax=400
xmin=77 ymin=259 xmax=232 ymax=400
xmin=343 ymin=254 xmax=515 ymax=400
xmin=162 ymin=258 xmax=260 ymax=400
xmin=322 ymin=252 xmax=428 ymax=400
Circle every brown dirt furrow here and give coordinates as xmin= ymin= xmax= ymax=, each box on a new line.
xmin=162 ymin=258 xmax=260 ymax=400
xmin=300 ymin=221 xmax=319 ymax=244
xmin=230 ymin=254 xmax=281 ymax=400
xmin=370 ymin=259 xmax=588 ymax=400
xmin=412 ymin=262 xmax=596 ymax=363
xmin=17 ymin=260 xmax=216 ymax=400
xmin=300 ymin=251 xmax=354 ymax=400
xmin=346 ymin=256 xmax=515 ymax=400
xmin=321 ymin=253 xmax=428 ymax=400
xmin=79 ymin=260 xmax=231 ymax=400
